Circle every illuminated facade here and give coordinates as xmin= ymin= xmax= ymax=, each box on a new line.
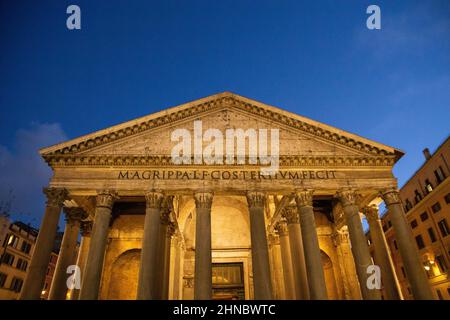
xmin=0 ymin=220 xmax=61 ymax=300
xmin=380 ymin=137 xmax=450 ymax=300
xmin=17 ymin=93 xmax=436 ymax=300
xmin=0 ymin=221 xmax=37 ymax=300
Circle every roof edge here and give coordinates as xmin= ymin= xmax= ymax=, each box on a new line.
xmin=40 ymin=91 xmax=404 ymax=159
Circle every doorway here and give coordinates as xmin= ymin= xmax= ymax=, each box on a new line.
xmin=212 ymin=262 xmax=245 ymax=300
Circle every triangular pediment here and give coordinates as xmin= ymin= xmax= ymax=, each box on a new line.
xmin=40 ymin=92 xmax=403 ymax=166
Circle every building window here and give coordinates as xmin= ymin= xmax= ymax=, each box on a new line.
xmin=9 ymin=277 xmax=23 ymax=293
xmin=6 ymin=234 xmax=19 ymax=248
xmin=420 ymin=212 xmax=429 ymax=221
xmin=388 ymin=220 xmax=392 ymax=228
xmin=425 ymin=179 xmax=433 ymax=193
xmin=437 ymin=219 xmax=449 ymax=237
xmin=415 ymin=234 xmax=425 ymax=249
xmin=436 ymin=289 xmax=444 ymax=300
xmin=424 ymin=262 xmax=434 ymax=278
xmin=410 ymin=219 xmax=418 ymax=229
xmin=20 ymin=241 xmax=31 ymax=254
xmin=428 ymin=227 xmax=437 ymax=243
xmin=2 ymin=252 xmax=15 ymax=266
xmin=414 ymin=190 xmax=422 ymax=204
xmin=0 ymin=272 xmax=7 ymax=288
xmin=434 ymin=166 xmax=446 ymax=184
xmin=432 ymin=202 xmax=442 ymax=213
xmin=405 ymin=199 xmax=413 ymax=211
xmin=445 ymin=193 xmax=450 ymax=204
xmin=435 ymin=255 xmax=448 ymax=274
xmin=393 ymin=240 xmax=398 ymax=250
xmin=16 ymin=258 xmax=28 ymax=271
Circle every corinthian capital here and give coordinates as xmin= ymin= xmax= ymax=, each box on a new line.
xmin=160 ymin=206 xmax=171 ymax=225
xmin=380 ymin=188 xmax=401 ymax=206
xmin=63 ymin=207 xmax=88 ymax=223
xmin=268 ymin=233 xmax=280 ymax=246
xmin=96 ymin=190 xmax=119 ymax=209
xmin=80 ymin=221 xmax=93 ymax=237
xmin=167 ymin=222 xmax=177 ymax=238
xmin=282 ymin=205 xmax=299 ymax=224
xmin=194 ymin=192 xmax=214 ymax=209
xmin=275 ymin=220 xmax=289 ymax=237
xmin=246 ymin=191 xmax=265 ymax=208
xmin=43 ymin=188 xmax=68 ymax=208
xmin=165 ymin=195 xmax=174 ymax=211
xmin=362 ymin=205 xmax=380 ymax=223
xmin=295 ymin=190 xmax=314 ymax=207
xmin=145 ymin=190 xmax=164 ymax=209
xmin=336 ymin=190 xmax=360 ymax=208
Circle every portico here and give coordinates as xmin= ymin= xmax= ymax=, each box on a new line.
xmin=19 ymin=92 xmax=434 ymax=300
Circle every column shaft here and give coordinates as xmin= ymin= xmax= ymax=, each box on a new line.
xmin=382 ymin=189 xmax=434 ymax=300
xmin=246 ymin=192 xmax=273 ymax=300
xmin=49 ymin=207 xmax=85 ymax=300
xmin=194 ymin=192 xmax=213 ymax=300
xmin=155 ymin=213 xmax=169 ymax=299
xmin=337 ymin=191 xmax=381 ymax=300
xmin=162 ymin=223 xmax=175 ymax=299
xmin=71 ymin=221 xmax=92 ymax=300
xmin=363 ymin=206 xmax=403 ymax=300
xmin=137 ymin=191 xmax=164 ymax=300
xmin=79 ymin=190 xmax=117 ymax=300
xmin=295 ymin=190 xmax=328 ymax=300
xmin=275 ymin=222 xmax=296 ymax=299
xmin=172 ymin=235 xmax=183 ymax=299
xmin=20 ymin=188 xmax=67 ymax=300
xmin=284 ymin=206 xmax=309 ymax=300
xmin=268 ymin=234 xmax=285 ymax=299
xmin=333 ymin=228 xmax=362 ymax=300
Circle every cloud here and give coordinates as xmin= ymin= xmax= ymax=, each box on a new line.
xmin=0 ymin=123 xmax=67 ymax=226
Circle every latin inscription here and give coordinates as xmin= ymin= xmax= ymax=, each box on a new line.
xmin=117 ymin=169 xmax=337 ymax=180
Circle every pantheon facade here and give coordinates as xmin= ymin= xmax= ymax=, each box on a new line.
xmin=19 ymin=92 xmax=434 ymax=300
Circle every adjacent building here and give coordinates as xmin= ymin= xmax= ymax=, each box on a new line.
xmin=380 ymin=136 xmax=450 ymax=299
xmin=0 ymin=219 xmax=62 ymax=300
xmin=40 ymin=253 xmax=59 ymax=299
xmin=0 ymin=216 xmax=10 ymax=255
xmin=0 ymin=221 xmax=38 ymax=299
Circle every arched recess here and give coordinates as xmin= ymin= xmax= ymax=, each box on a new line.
xmin=177 ymin=195 xmax=251 ymax=248
xmin=177 ymin=195 xmax=252 ymax=299
xmin=321 ymin=250 xmax=339 ymax=300
xmin=106 ymin=249 xmax=141 ymax=300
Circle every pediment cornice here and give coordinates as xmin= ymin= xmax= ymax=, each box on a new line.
xmin=44 ymin=155 xmax=395 ymax=168
xmin=40 ymin=92 xmax=404 ymax=165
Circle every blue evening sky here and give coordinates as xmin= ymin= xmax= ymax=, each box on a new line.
xmin=0 ymin=1 xmax=449 ymax=227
